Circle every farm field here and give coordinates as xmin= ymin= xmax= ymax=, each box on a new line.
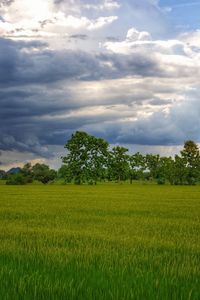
xmin=0 ymin=184 xmax=199 ymax=299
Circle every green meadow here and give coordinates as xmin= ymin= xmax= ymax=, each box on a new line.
xmin=0 ymin=184 xmax=199 ymax=299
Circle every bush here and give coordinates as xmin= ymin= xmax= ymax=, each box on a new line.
xmin=32 ymin=164 xmax=57 ymax=184
xmin=157 ymin=177 xmax=165 ymax=185
xmin=6 ymin=173 xmax=27 ymax=185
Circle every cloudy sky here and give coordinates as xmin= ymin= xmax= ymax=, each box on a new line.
xmin=1 ymin=0 xmax=200 ymax=170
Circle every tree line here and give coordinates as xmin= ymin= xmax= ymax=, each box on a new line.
xmin=1 ymin=131 xmax=200 ymax=185
xmin=0 ymin=163 xmax=57 ymax=185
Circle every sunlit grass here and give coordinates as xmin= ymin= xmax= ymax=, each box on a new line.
xmin=0 ymin=184 xmax=199 ymax=299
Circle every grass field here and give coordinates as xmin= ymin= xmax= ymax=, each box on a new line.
xmin=0 ymin=184 xmax=199 ymax=299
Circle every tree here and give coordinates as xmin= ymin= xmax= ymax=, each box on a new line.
xmin=145 ymin=154 xmax=160 ymax=180
xmin=32 ymin=163 xmax=57 ymax=184
xmin=109 ymin=146 xmax=129 ymax=183
xmin=62 ymin=131 xmax=109 ymax=184
xmin=57 ymin=165 xmax=72 ymax=183
xmin=129 ymin=152 xmax=146 ymax=183
xmin=21 ymin=163 xmax=33 ymax=183
xmin=62 ymin=131 xmax=90 ymax=184
xmin=86 ymin=135 xmax=109 ymax=184
xmin=0 ymin=170 xmax=6 ymax=180
xmin=59 ymin=132 xmax=200 ymax=186
xmin=156 ymin=156 xmax=174 ymax=185
xmin=171 ymin=155 xmax=187 ymax=185
xmin=180 ymin=140 xmax=200 ymax=185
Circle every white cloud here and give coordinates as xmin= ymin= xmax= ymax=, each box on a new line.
xmin=1 ymin=1 xmax=200 ymax=167
xmin=180 ymin=30 xmax=200 ymax=49
xmin=0 ymin=0 xmax=118 ymax=41
xmin=103 ymin=27 xmax=200 ymax=79
xmin=126 ymin=28 xmax=152 ymax=41
xmin=83 ymin=0 xmax=120 ymax=10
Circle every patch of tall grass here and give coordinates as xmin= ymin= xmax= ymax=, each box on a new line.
xmin=0 ymin=184 xmax=199 ymax=299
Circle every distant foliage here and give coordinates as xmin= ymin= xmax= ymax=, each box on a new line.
xmin=6 ymin=173 xmax=27 ymax=185
xmin=5 ymin=163 xmax=57 ymax=185
xmin=4 ymin=132 xmax=200 ymax=185
xmin=0 ymin=170 xmax=7 ymax=180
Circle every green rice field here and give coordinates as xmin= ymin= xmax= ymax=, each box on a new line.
xmin=0 ymin=184 xmax=199 ymax=299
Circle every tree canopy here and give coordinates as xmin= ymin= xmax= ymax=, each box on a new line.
xmin=3 ymin=132 xmax=200 ymax=185
xmin=61 ymin=132 xmax=200 ymax=185
xmin=62 ymin=131 xmax=109 ymax=184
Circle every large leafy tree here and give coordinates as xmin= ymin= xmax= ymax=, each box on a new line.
xmin=180 ymin=140 xmax=200 ymax=185
xmin=57 ymin=165 xmax=72 ymax=183
xmin=63 ymin=131 xmax=89 ymax=184
xmin=62 ymin=131 xmax=109 ymax=184
xmin=145 ymin=154 xmax=160 ymax=180
xmin=21 ymin=163 xmax=33 ymax=183
xmin=86 ymin=135 xmax=109 ymax=184
xmin=129 ymin=152 xmax=146 ymax=183
xmin=172 ymin=155 xmax=187 ymax=185
xmin=156 ymin=156 xmax=174 ymax=185
xmin=108 ymin=146 xmax=129 ymax=183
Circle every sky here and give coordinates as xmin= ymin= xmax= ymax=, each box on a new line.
xmin=0 ymin=0 xmax=200 ymax=170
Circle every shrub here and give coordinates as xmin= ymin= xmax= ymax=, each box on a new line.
xmin=157 ymin=177 xmax=165 ymax=185
xmin=6 ymin=173 xmax=27 ymax=185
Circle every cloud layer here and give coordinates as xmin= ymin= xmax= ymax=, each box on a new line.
xmin=0 ymin=0 xmax=200 ymax=168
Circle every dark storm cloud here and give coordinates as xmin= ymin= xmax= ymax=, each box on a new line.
xmin=0 ymin=38 xmax=47 ymax=85
xmin=87 ymin=97 xmax=200 ymax=146
xmin=0 ymin=102 xmax=125 ymax=155
xmin=98 ymin=52 xmax=162 ymax=78
xmin=0 ymin=38 xmax=165 ymax=89
xmin=1 ymin=36 xmax=200 ymax=158
xmin=2 ymin=90 xmax=199 ymax=156
xmin=0 ymin=86 xmax=76 ymax=155
xmin=3 ymin=36 xmax=194 ymax=91
xmin=0 ymin=39 xmax=98 ymax=86
xmin=0 ymin=151 xmax=2 ymax=166
xmin=0 ymin=86 xmax=86 ymax=119
xmin=1 ymin=75 xmax=162 ymax=156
